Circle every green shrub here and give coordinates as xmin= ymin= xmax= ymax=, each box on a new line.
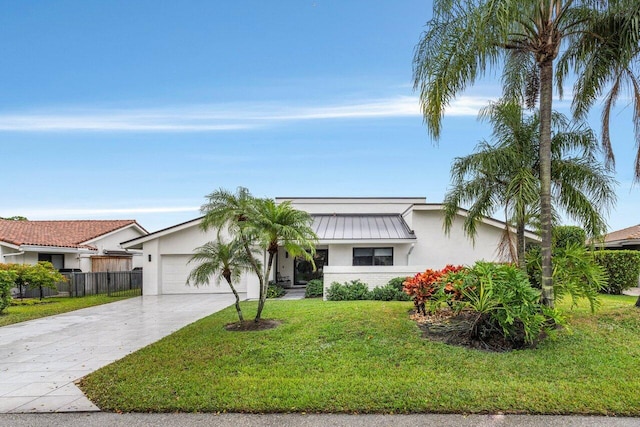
xmin=592 ymin=250 xmax=640 ymax=294
xmin=305 ymin=279 xmax=324 ymax=298
xmin=326 ymin=280 xmax=371 ymax=301
xmin=266 ymin=282 xmax=287 ymax=299
xmin=553 ymin=226 xmax=586 ymax=248
xmin=528 ymin=243 xmax=607 ymax=310
xmin=456 ymin=262 xmax=559 ymax=345
xmin=369 ymin=283 xmax=411 ymax=301
xmin=552 ymin=244 xmax=607 ymax=311
xmin=0 ymin=270 xmax=16 ymax=313
xmin=326 ymin=280 xmax=411 ymax=301
xmin=386 ymin=277 xmax=408 ymax=292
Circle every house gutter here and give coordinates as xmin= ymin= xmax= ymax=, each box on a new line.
xmin=2 ymin=251 xmax=25 ymax=258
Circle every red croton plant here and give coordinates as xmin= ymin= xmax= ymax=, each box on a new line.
xmin=403 ymin=264 xmax=466 ymax=315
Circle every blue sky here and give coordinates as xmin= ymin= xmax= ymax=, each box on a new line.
xmin=1 ymin=1 xmax=638 ymax=233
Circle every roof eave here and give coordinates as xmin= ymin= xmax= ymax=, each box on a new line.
xmin=18 ymin=245 xmax=97 ymax=254
xmin=318 ymin=238 xmax=417 ymax=245
xmin=121 ymin=217 xmax=204 ymax=248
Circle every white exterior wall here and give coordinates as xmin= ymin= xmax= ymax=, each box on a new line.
xmin=327 ymin=243 xmax=413 ymax=266
xmin=405 ymin=209 xmax=506 ymax=268
xmin=142 ymin=239 xmax=161 ymax=295
xmin=138 ymin=221 xmax=260 ymax=298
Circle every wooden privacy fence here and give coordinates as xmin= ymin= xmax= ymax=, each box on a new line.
xmin=59 ymin=271 xmax=142 ymax=297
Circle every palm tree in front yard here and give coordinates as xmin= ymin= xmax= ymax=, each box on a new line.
xmin=413 ymin=0 xmax=640 ymax=307
xmin=187 ymin=239 xmax=259 ymax=323
xmin=444 ymin=100 xmax=616 ymax=269
xmin=245 ymin=198 xmax=318 ymax=321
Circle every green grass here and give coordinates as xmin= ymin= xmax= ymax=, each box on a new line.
xmin=80 ymin=295 xmax=640 ymax=415
xmin=0 ymin=294 xmax=137 ymax=327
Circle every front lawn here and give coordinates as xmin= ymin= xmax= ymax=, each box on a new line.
xmin=0 ymin=294 xmax=137 ymax=327
xmin=80 ymin=296 xmax=640 ymax=415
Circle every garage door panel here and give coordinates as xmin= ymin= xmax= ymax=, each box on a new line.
xmin=161 ymin=255 xmax=241 ymax=294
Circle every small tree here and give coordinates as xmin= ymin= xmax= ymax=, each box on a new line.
xmin=22 ymin=262 xmax=66 ymax=300
xmin=245 ymin=198 xmax=317 ymax=321
xmin=187 ymin=240 xmax=258 ymax=323
xmin=0 ymin=270 xmax=16 ymax=313
xmin=201 ymin=187 xmax=318 ymax=323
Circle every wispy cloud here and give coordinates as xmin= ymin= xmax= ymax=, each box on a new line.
xmin=0 ymin=95 xmax=494 ymax=133
xmin=1 ymin=206 xmax=200 ymax=219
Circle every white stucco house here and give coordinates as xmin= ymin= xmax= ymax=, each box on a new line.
xmin=121 ymin=197 xmax=539 ymax=298
xmin=0 ymin=219 xmax=148 ymax=272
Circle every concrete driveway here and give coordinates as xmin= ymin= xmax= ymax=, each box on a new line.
xmin=0 ymin=294 xmax=238 ymax=413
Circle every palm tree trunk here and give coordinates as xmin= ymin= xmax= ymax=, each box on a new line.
xmin=539 ymin=60 xmax=554 ymax=308
xmin=224 ymin=277 xmax=244 ymax=322
xmin=517 ymin=218 xmax=526 ymax=271
xmin=239 ymin=236 xmax=265 ymax=314
xmin=255 ymin=250 xmax=276 ymax=322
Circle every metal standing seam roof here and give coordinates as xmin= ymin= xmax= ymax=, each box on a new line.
xmin=311 ymin=214 xmax=415 ymax=240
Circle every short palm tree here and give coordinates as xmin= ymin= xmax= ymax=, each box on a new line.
xmin=246 ymin=198 xmax=318 ymax=321
xmin=444 ymin=100 xmax=616 ymax=269
xmin=200 ymin=187 xmax=265 ymax=307
xmin=187 ymin=239 xmax=259 ymax=322
xmin=413 ymin=0 xmax=640 ymax=307
xmin=200 ymin=187 xmax=318 ymax=322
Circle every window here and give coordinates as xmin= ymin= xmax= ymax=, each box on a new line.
xmin=353 ymin=247 xmax=393 ymax=266
xmin=38 ymin=253 xmax=65 ymax=270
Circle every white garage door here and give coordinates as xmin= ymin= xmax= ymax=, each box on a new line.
xmin=161 ymin=255 xmax=231 ymax=294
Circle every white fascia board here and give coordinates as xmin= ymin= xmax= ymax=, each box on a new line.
xmin=82 ymin=223 xmax=148 ymax=246
xmin=121 ymin=217 xmax=204 ymax=249
xmin=0 ymin=241 xmax=21 ymax=250
xmin=318 ymin=238 xmax=417 ymax=245
xmin=19 ymin=245 xmax=97 ymax=254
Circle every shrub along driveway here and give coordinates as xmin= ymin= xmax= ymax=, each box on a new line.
xmin=0 ymin=294 xmax=238 ymax=413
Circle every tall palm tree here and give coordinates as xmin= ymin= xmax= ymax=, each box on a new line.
xmin=413 ymin=0 xmax=640 ymax=307
xmin=444 ymin=100 xmax=616 ymax=269
xmin=187 ymin=239 xmax=258 ymax=322
xmin=245 ymin=199 xmax=318 ymax=321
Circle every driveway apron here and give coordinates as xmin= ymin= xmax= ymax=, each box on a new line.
xmin=0 ymin=294 xmax=237 ymax=413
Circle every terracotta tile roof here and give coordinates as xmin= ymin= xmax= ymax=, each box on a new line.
xmin=0 ymin=220 xmax=141 ymax=250
xmin=603 ymin=224 xmax=640 ymax=243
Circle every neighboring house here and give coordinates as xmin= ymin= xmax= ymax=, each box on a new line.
xmin=121 ymin=197 xmax=539 ymax=298
xmin=595 ymin=224 xmax=640 ymax=250
xmin=0 ymin=219 xmax=148 ymax=272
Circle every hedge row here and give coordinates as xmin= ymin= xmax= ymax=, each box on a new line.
xmin=592 ymin=250 xmax=640 ymax=294
xmin=325 ymin=278 xmax=411 ymax=301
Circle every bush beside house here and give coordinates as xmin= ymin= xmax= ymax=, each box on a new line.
xmin=0 ymin=270 xmax=16 ymax=313
xmin=304 ymin=279 xmax=324 ymax=298
xmin=592 ymin=250 xmax=640 ymax=294
xmin=325 ymin=278 xmax=411 ymax=301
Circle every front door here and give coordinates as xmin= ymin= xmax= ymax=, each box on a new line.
xmin=294 ymin=249 xmax=328 ymax=286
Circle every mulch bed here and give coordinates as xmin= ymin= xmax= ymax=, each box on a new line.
xmin=411 ymin=308 xmax=535 ymax=352
xmin=224 ymin=319 xmax=282 ymax=332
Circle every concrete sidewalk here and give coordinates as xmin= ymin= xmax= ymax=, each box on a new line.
xmin=0 ymin=412 xmax=638 ymax=427
xmin=0 ymin=294 xmax=237 ymax=413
